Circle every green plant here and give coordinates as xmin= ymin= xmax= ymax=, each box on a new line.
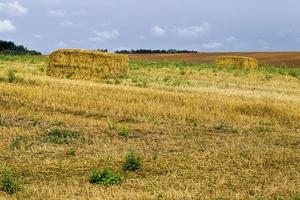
xmin=292 ymin=192 xmax=300 ymax=200
xmin=107 ymin=121 xmax=116 ymax=131
xmin=122 ymin=150 xmax=141 ymax=171
xmin=215 ymin=122 xmax=238 ymax=133
xmin=66 ymin=148 xmax=76 ymax=156
xmin=9 ymin=138 xmax=24 ymax=150
xmin=0 ymin=118 xmax=9 ymax=127
xmin=118 ymin=124 xmax=130 ymax=137
xmin=7 ymin=68 xmax=17 ymax=83
xmin=44 ymin=128 xmax=79 ymax=144
xmin=0 ymin=167 xmax=21 ymax=194
xmin=89 ymin=168 xmax=122 ymax=185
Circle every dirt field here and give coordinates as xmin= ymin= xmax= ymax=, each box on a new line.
xmin=129 ymin=52 xmax=300 ymax=67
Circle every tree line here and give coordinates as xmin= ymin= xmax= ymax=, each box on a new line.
xmin=114 ymin=49 xmax=198 ymax=54
xmin=0 ymin=40 xmax=41 ymax=55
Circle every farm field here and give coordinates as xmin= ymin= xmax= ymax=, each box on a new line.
xmin=129 ymin=52 xmax=300 ymax=67
xmin=0 ymin=55 xmax=300 ymax=199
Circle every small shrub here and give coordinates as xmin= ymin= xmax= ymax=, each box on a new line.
xmin=122 ymin=150 xmax=141 ymax=171
xmin=44 ymin=128 xmax=79 ymax=144
xmin=0 ymin=167 xmax=21 ymax=194
xmin=89 ymin=168 xmax=122 ymax=185
xmin=7 ymin=68 xmax=17 ymax=83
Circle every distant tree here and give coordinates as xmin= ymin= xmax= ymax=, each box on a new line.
xmin=0 ymin=40 xmax=41 ymax=55
xmin=115 ymin=49 xmax=198 ymax=54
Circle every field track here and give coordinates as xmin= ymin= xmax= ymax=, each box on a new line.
xmin=129 ymin=52 xmax=300 ymax=67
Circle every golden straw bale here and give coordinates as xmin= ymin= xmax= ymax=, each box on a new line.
xmin=216 ymin=56 xmax=258 ymax=68
xmin=47 ymin=49 xmax=129 ymax=80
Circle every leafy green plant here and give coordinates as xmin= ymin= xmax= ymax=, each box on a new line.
xmin=0 ymin=167 xmax=21 ymax=194
xmin=89 ymin=168 xmax=122 ymax=185
xmin=44 ymin=128 xmax=79 ymax=144
xmin=122 ymin=150 xmax=141 ymax=171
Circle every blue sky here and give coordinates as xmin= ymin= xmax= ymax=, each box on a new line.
xmin=0 ymin=0 xmax=299 ymax=53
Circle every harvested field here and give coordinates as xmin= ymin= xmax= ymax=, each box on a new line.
xmin=0 ymin=55 xmax=299 ymax=199
xmin=129 ymin=52 xmax=300 ymax=67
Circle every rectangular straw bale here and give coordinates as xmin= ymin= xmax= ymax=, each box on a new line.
xmin=47 ymin=49 xmax=129 ymax=80
xmin=216 ymin=56 xmax=258 ymax=68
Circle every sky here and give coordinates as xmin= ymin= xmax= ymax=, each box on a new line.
xmin=0 ymin=0 xmax=299 ymax=54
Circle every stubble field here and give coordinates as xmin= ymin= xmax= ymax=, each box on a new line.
xmin=0 ymin=54 xmax=299 ymax=199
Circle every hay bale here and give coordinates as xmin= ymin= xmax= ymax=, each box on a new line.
xmin=47 ymin=49 xmax=129 ymax=80
xmin=216 ymin=56 xmax=258 ymax=68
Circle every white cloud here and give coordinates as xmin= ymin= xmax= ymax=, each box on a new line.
xmin=0 ymin=1 xmax=27 ymax=16
xmin=0 ymin=20 xmax=16 ymax=32
xmin=150 ymin=23 xmax=210 ymax=37
xmin=34 ymin=34 xmax=43 ymax=39
xmin=201 ymin=42 xmax=223 ymax=49
xmin=151 ymin=26 xmax=166 ymax=36
xmin=49 ymin=10 xmax=67 ymax=17
xmin=226 ymin=36 xmax=237 ymax=43
xmin=89 ymin=30 xmax=120 ymax=42
xmin=176 ymin=23 xmax=210 ymax=37
xmin=56 ymin=41 xmax=67 ymax=48
xmin=60 ymin=21 xmax=74 ymax=27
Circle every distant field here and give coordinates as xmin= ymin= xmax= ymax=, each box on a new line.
xmin=129 ymin=52 xmax=300 ymax=67
xmin=0 ymin=55 xmax=299 ymax=199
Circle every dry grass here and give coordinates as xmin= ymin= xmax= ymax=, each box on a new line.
xmin=0 ymin=56 xmax=299 ymax=199
xmin=48 ymin=49 xmax=128 ymax=80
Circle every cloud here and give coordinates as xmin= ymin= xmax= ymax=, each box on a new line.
xmin=176 ymin=23 xmax=210 ymax=37
xmin=150 ymin=23 xmax=210 ymax=37
xmin=226 ymin=36 xmax=237 ymax=43
xmin=0 ymin=20 xmax=16 ymax=32
xmin=34 ymin=34 xmax=43 ymax=39
xmin=60 ymin=21 xmax=74 ymax=27
xmin=56 ymin=41 xmax=67 ymax=48
xmin=201 ymin=42 xmax=223 ymax=49
xmin=0 ymin=1 xmax=27 ymax=16
xmin=151 ymin=26 xmax=166 ymax=36
xmin=89 ymin=30 xmax=120 ymax=42
xmin=49 ymin=10 xmax=67 ymax=17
